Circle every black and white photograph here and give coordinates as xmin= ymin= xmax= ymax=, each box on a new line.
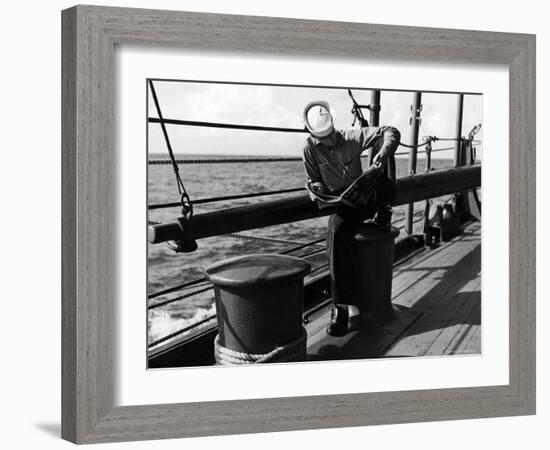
xmin=2 ymin=0 xmax=544 ymax=447
xmin=147 ymin=80 xmax=482 ymax=368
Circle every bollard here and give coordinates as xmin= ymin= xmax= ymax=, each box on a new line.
xmin=354 ymin=224 xmax=400 ymax=322
xmin=204 ymin=254 xmax=311 ymax=364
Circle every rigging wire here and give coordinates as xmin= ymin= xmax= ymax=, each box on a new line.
xmin=147 ymin=212 xmax=427 ymax=307
xmin=148 ymin=112 xmax=479 ymax=153
xmin=146 ymin=111 xmax=482 ymax=337
xmin=147 ymin=236 xmax=327 ymax=302
xmin=148 ymin=80 xmax=193 ymax=221
xmin=148 ymin=187 xmax=305 ymax=210
xmin=148 ymin=117 xmax=306 ymax=133
xmin=348 ymin=89 xmax=369 ymax=127
xmin=148 ymin=212 xmax=429 ymax=347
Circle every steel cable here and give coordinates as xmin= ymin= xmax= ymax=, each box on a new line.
xmin=149 ymin=187 xmax=305 ymax=210
xmin=147 ymin=236 xmax=327 ymax=302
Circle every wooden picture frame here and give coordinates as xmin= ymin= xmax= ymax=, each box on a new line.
xmin=62 ymin=5 xmax=536 ymax=443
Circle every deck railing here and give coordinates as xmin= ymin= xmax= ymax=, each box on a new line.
xmin=146 ymin=82 xmax=481 ymax=356
xmin=148 ymin=165 xmax=480 ymax=243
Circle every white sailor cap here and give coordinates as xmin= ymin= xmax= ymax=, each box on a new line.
xmin=303 ymin=101 xmax=335 ymax=138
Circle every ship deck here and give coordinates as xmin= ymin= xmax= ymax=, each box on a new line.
xmin=305 ymin=221 xmax=481 ymax=361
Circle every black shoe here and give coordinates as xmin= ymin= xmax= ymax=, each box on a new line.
xmin=326 ymin=305 xmax=349 ymax=337
xmin=326 ymin=304 xmax=363 ymax=337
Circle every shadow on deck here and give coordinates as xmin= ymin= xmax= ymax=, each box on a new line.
xmin=305 ymin=221 xmax=481 ymax=361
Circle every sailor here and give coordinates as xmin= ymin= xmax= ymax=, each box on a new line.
xmin=301 ymin=101 xmax=401 ymax=336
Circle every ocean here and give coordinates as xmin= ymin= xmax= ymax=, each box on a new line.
xmin=147 ymin=155 xmax=455 ymax=345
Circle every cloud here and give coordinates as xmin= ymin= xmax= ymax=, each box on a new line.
xmin=148 ymin=81 xmax=482 ymax=158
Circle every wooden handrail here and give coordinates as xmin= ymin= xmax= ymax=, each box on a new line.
xmin=148 ymin=165 xmax=480 ymax=244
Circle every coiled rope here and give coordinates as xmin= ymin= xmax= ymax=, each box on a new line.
xmin=214 ymin=327 xmax=307 ymax=364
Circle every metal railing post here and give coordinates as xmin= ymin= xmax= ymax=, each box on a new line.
xmin=405 ymin=92 xmax=422 ymax=235
xmin=369 ymin=90 xmax=381 ymax=126
xmin=453 ymin=94 xmax=464 ymax=167
xmin=422 ymin=140 xmax=433 ymax=243
xmin=453 ymin=94 xmax=465 ymax=215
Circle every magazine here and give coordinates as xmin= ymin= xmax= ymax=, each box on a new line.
xmin=307 ymin=164 xmax=383 ymax=209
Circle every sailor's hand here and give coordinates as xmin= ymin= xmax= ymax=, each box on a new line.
xmin=308 ymin=182 xmax=326 ymax=202
xmin=371 ymin=151 xmax=387 ymax=169
xmin=309 ymin=182 xmax=326 ymax=194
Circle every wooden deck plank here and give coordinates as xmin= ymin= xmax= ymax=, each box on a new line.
xmin=386 ymin=278 xmax=480 ymax=356
xmin=306 ymin=305 xmax=422 ymax=361
xmin=304 ymin=221 xmax=481 ymax=361
xmin=461 ymin=325 xmax=482 ymax=355
xmin=440 ymin=294 xmax=482 ymax=355
xmin=391 ymin=239 xmax=481 ymax=308
xmin=386 ymin=224 xmax=481 ymax=357
xmin=392 ymin=251 xmax=480 ymax=327
xmin=423 ymin=279 xmax=481 ymax=356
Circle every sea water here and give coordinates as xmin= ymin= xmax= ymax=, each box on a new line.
xmin=147 ymin=155 xmax=454 ymax=345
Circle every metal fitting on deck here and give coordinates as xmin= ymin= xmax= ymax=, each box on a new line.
xmin=204 ymin=254 xmax=311 ymax=364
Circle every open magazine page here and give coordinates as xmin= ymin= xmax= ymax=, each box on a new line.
xmin=307 ymin=164 xmax=383 ymax=209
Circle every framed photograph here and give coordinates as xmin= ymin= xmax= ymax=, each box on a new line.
xmin=62 ymin=5 xmax=535 ymax=444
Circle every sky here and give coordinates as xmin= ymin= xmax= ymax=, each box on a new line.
xmin=147 ymin=80 xmax=483 ymax=159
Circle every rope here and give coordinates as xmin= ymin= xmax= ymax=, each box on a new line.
xmin=399 ymin=134 xmax=478 ymax=150
xmin=430 ymin=146 xmax=457 ymax=153
xmin=214 ymin=327 xmax=307 ymax=364
xmin=147 ymin=117 xmax=481 ymax=165
xmin=399 ymin=140 xmax=432 ymax=149
xmin=394 ymin=145 xmax=454 ymax=156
